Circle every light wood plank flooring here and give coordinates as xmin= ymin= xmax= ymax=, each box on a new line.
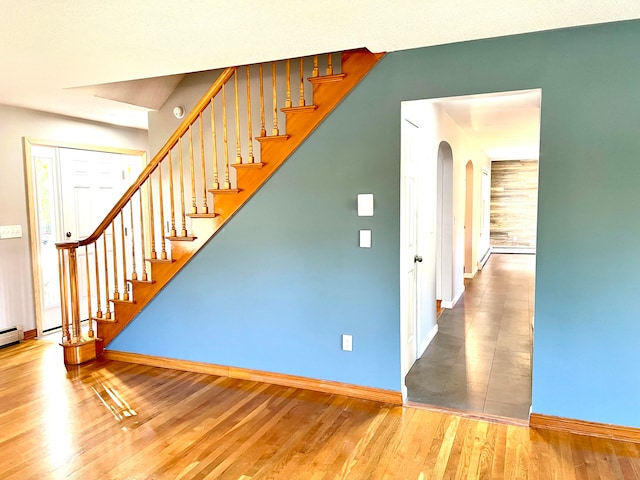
xmin=1 ymin=341 xmax=639 ymax=479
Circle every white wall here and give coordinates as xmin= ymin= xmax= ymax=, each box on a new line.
xmin=433 ymin=105 xmax=490 ymax=299
xmin=0 ymin=104 xmax=148 ymax=332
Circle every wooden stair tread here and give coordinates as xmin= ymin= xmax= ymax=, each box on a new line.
xmin=281 ymin=105 xmax=317 ymax=114
xmin=187 ymin=212 xmax=218 ymax=219
xmin=146 ymin=258 xmax=174 ymax=263
xmin=93 ymin=316 xmax=117 ymax=323
xmin=167 ymin=235 xmax=198 ymax=241
xmin=127 ymin=279 xmax=154 ymax=284
xmin=255 ymin=135 xmax=290 ymax=143
xmin=209 ymin=188 xmax=240 ymax=194
xmin=110 ymin=298 xmax=135 ymax=305
xmin=308 ymin=73 xmax=346 ymax=84
xmin=232 ymin=162 xmax=264 ymax=169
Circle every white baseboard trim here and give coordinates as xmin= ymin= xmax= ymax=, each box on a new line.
xmin=464 ymin=272 xmax=475 ymax=279
xmin=418 ymin=324 xmax=438 ymax=358
xmin=491 ymin=247 xmax=536 ymax=254
xmin=478 ymin=247 xmax=492 ymax=270
xmin=441 ymin=287 xmax=464 ymax=309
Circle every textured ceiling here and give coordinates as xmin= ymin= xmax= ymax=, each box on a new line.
xmin=1 ymin=1 xmax=638 ymax=129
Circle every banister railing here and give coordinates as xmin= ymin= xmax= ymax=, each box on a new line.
xmin=56 ymin=52 xmax=342 ymax=355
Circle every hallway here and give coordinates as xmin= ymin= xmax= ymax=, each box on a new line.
xmin=405 ymin=253 xmax=534 ymax=420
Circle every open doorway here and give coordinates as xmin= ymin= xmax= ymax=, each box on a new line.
xmin=401 ymin=89 xmax=541 ymax=421
xmin=24 ymin=139 xmax=146 ymax=336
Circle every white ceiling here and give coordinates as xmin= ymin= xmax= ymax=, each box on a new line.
xmin=437 ymin=90 xmax=542 ymax=161
xmin=1 ymin=1 xmax=638 ymax=130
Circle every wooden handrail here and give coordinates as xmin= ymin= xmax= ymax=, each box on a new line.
xmin=57 ymin=67 xmax=236 ymax=249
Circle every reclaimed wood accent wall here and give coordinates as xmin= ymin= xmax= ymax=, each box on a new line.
xmin=490 ymin=160 xmax=539 ymax=249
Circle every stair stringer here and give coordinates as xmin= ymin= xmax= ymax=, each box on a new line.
xmin=96 ymin=49 xmax=385 ymax=354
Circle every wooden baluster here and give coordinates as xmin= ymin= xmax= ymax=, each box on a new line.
xmin=189 ymin=126 xmax=196 ymax=213
xmin=94 ymin=242 xmax=102 ymax=318
xmin=299 ymin=57 xmax=306 ymax=106
xmin=312 ymin=55 xmax=319 ymax=77
xmin=272 ymin=62 xmax=279 ymax=135
xmin=326 ymin=53 xmax=333 ymax=75
xmin=199 ymin=113 xmax=208 ymax=212
xmin=168 ymin=149 xmax=177 ymax=237
xmin=222 ymin=83 xmax=231 ymax=189
xmin=85 ymin=245 xmax=94 ymax=338
xmin=148 ymin=175 xmax=157 ymax=258
xmin=138 ymin=190 xmax=148 ymax=281
xmin=58 ymin=249 xmax=70 ymax=342
xmin=211 ymin=100 xmax=220 ymax=189
xmin=259 ymin=64 xmax=266 ymax=137
xmin=129 ymin=202 xmax=137 ymax=281
xmin=234 ymin=68 xmax=242 ymax=165
xmin=211 ymin=98 xmax=220 ymax=190
xmin=158 ymin=165 xmax=167 ymax=260
xmin=112 ymin=222 xmax=119 ymax=299
xmin=103 ymin=234 xmax=111 ymax=319
xmin=120 ymin=210 xmax=129 ymax=301
xmin=285 ymin=59 xmax=292 ymax=108
xmin=178 ymin=137 xmax=187 ymax=235
xmin=246 ymin=66 xmax=255 ymax=163
xmin=68 ymin=248 xmax=81 ymax=341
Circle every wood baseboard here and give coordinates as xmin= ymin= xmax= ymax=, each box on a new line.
xmin=530 ymin=413 xmax=640 ymax=443
xmin=103 ymin=350 xmax=402 ymax=405
xmin=23 ymin=329 xmax=37 ymax=340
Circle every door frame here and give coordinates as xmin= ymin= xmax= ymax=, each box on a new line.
xmin=23 ymin=137 xmax=146 ymax=337
xmin=400 ymin=118 xmax=421 ymax=395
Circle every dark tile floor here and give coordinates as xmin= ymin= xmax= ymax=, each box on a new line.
xmin=405 ymin=253 xmax=535 ymax=420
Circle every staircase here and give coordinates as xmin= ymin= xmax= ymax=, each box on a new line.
xmin=56 ymin=49 xmax=384 ymax=364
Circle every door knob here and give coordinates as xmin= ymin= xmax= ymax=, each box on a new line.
xmin=414 ymin=255 xmax=423 ymax=263
xmin=66 ymin=232 xmax=72 ymax=238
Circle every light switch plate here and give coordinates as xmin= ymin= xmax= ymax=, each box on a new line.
xmin=359 ymin=230 xmax=371 ymax=248
xmin=357 ymin=194 xmax=374 ymax=216
xmin=0 ymin=225 xmax=22 ymax=239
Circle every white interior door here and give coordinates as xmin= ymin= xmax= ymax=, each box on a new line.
xmin=401 ymin=119 xmax=420 ymax=383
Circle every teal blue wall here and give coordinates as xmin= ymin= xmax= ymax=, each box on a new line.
xmin=112 ymin=20 xmax=640 ymax=426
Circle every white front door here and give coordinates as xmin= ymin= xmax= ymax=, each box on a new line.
xmin=38 ymin=148 xmax=141 ymax=331
xmin=401 ymin=119 xmax=420 ymax=383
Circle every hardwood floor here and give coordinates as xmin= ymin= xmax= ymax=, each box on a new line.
xmin=2 ymin=341 xmax=640 ymax=479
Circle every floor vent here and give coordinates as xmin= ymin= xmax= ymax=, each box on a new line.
xmin=0 ymin=326 xmax=24 ymax=349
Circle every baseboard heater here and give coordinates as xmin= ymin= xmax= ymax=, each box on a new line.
xmin=0 ymin=326 xmax=24 ymax=349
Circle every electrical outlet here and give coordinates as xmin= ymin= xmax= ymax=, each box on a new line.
xmin=342 ymin=334 xmax=353 ymax=352
xmin=0 ymin=225 xmax=22 ymax=239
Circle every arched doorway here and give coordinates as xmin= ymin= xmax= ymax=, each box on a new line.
xmin=436 ymin=142 xmax=454 ymax=306
xmin=464 ymin=160 xmax=474 ymax=276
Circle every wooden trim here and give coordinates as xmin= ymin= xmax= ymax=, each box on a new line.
xmin=23 ymin=329 xmax=37 ymax=340
xmin=103 ymin=350 xmax=402 ymax=405
xmin=530 ymin=413 xmax=640 ymax=443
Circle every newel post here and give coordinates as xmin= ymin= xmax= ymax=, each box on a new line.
xmin=57 ymin=242 xmax=96 ymax=365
